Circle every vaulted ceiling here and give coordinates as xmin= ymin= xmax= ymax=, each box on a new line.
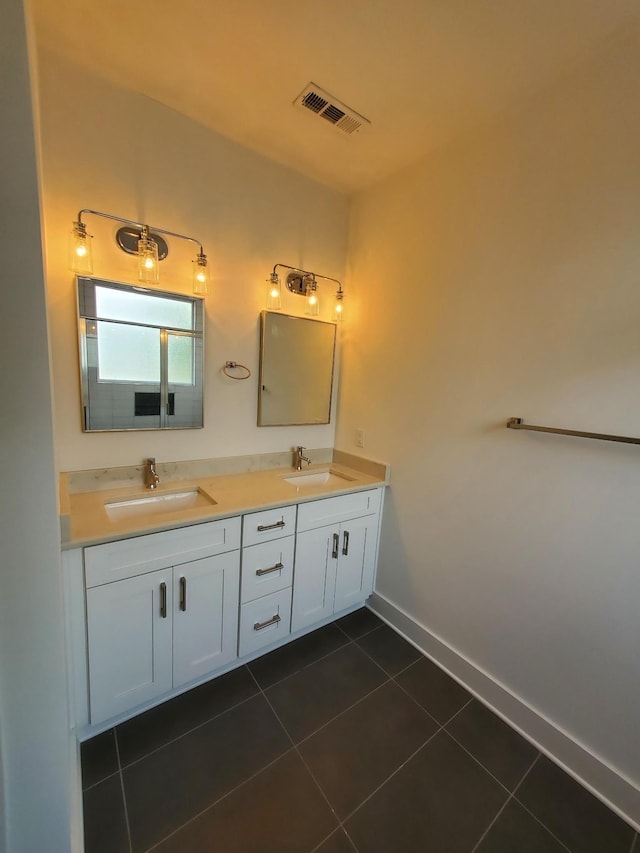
xmin=30 ymin=0 xmax=638 ymax=192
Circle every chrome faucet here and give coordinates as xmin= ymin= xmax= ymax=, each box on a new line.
xmin=145 ymin=457 xmax=160 ymax=490
xmin=294 ymin=446 xmax=312 ymax=471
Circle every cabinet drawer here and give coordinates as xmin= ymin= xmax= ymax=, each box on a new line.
xmin=296 ymin=489 xmax=382 ymax=532
xmin=242 ymin=505 xmax=296 ymax=547
xmin=241 ymin=537 xmax=294 ymax=604
xmin=85 ymin=517 xmax=241 ymax=588
xmin=239 ymin=588 xmax=292 ymax=657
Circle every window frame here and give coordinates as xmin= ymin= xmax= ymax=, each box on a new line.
xmin=77 ymin=277 xmax=204 ymax=432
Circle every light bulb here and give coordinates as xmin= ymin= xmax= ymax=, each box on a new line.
xmin=305 ymin=277 xmax=320 ymax=315
xmin=193 ymin=250 xmax=209 ymax=294
xmin=69 ymin=220 xmax=93 ymax=274
xmin=138 ymin=228 xmax=159 ymax=284
xmin=333 ymin=288 xmax=344 ymax=322
xmin=266 ymin=272 xmax=281 ymax=310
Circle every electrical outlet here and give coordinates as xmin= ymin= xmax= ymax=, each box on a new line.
xmin=355 ymin=428 xmax=365 ymax=448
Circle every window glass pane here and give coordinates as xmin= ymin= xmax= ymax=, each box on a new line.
xmin=97 ymin=321 xmax=160 ymax=382
xmin=95 ymin=286 xmax=193 ymax=330
xmin=168 ymin=334 xmax=194 ymax=385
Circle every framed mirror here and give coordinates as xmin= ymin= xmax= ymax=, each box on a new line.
xmin=77 ymin=277 xmax=204 ymax=431
xmin=258 ymin=311 xmax=336 ymax=426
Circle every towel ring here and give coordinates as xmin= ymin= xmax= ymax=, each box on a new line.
xmin=223 ymin=361 xmax=251 ymax=380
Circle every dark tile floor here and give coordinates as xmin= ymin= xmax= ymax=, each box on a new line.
xmin=81 ymin=609 xmax=638 ymax=852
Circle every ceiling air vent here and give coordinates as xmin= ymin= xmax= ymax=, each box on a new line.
xmin=294 ymin=83 xmax=370 ymax=136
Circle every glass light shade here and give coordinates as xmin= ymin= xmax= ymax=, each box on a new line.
xmin=333 ymin=290 xmax=344 ymax=322
xmin=193 ymin=252 xmax=209 ymax=294
xmin=69 ymin=221 xmax=93 ymax=274
xmin=305 ymin=279 xmax=320 ymax=316
xmin=138 ymin=232 xmax=159 ymax=284
xmin=266 ymin=273 xmax=281 ymax=310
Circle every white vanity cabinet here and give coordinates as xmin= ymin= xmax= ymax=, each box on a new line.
xmin=292 ymin=489 xmax=382 ymax=633
xmin=67 ymin=483 xmax=385 ymax=733
xmin=84 ymin=518 xmax=241 ymax=724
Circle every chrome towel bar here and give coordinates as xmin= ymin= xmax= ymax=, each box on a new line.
xmin=507 ymin=418 xmax=640 ymax=446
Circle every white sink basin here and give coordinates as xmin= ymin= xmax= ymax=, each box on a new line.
xmin=105 ymin=488 xmax=216 ymax=521
xmin=282 ymin=469 xmax=355 ymax=488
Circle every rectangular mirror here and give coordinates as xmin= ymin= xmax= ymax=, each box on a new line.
xmin=258 ymin=311 xmax=336 ymax=426
xmin=77 ymin=277 xmax=204 ymax=431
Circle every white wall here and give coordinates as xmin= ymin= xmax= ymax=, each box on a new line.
xmin=338 ymin=28 xmax=640 ymax=815
xmin=37 ymin=49 xmax=348 ymax=472
xmin=0 ymin=2 xmax=74 ymax=850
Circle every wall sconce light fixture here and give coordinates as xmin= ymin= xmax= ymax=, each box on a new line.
xmin=266 ymin=271 xmax=282 ymax=310
xmin=69 ymin=208 xmax=210 ymax=294
xmin=266 ymin=263 xmax=343 ymax=321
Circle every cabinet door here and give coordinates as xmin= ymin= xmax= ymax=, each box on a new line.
xmin=334 ymin=516 xmax=378 ymax=614
xmin=173 ymin=552 xmax=240 ymax=688
xmin=87 ymin=569 xmax=173 ymax=724
xmin=291 ymin=526 xmax=337 ymax=633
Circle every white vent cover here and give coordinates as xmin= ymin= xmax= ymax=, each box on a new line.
xmin=293 ymin=83 xmax=370 ymax=136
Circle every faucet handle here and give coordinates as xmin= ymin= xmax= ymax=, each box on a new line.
xmin=296 ymin=446 xmax=305 ymax=453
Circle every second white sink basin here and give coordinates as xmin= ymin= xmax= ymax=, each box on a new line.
xmin=282 ymin=469 xmax=355 ymax=488
xmin=105 ymin=488 xmax=216 ymax=521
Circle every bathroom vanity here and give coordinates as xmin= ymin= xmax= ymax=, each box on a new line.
xmin=61 ymin=453 xmax=388 ymax=737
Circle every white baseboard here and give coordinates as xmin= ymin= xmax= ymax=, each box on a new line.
xmin=368 ymin=591 xmax=640 ymax=830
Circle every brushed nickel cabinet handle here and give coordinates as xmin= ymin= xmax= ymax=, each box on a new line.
xmin=253 ymin=614 xmax=281 ymax=631
xmin=160 ymin=582 xmax=167 ymax=618
xmin=332 ymin=533 xmax=339 ymax=560
xmin=342 ymin=530 xmax=350 ymax=556
xmin=179 ymin=576 xmax=187 ymax=611
xmin=256 ymin=520 xmax=285 ymax=532
xmin=256 ymin=562 xmax=284 ymax=577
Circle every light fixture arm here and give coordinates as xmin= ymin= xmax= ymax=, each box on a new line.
xmin=271 ymin=262 xmax=342 ymax=290
xmin=76 ymin=209 xmax=205 ymax=255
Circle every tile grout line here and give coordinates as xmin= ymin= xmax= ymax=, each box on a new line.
xmin=251 ymin=634 xmax=355 ymax=692
xmin=340 ymin=729 xmax=442 ymax=826
xmin=468 ymin=753 xmax=542 ymax=853
xmin=106 ymin=623 xmax=384 ymax=851
xmin=390 ymin=662 xmax=471 ymax=729
xmin=117 ymin=682 xmax=260 ymax=771
xmin=509 ymin=756 xmax=577 ymax=853
xmin=113 ymin=620 xmax=381 ymax=772
xmin=294 ymin=678 xmax=392 ymax=748
xmin=247 ymin=662 xmax=365 ymax=851
xmin=338 ymin=696 xmax=494 ymax=831
xmin=142 ymin=745 xmax=300 ymax=852
xmin=113 ymin=728 xmax=134 ymax=853
xmin=309 ymin=827 xmax=360 ymax=853
xmin=147 ymin=751 xmax=298 ymax=850
xmin=442 ymin=729 xmax=512 ymax=798
xmin=253 ymin=616 xmax=388 ymax=694
xmin=334 ymin=617 xmax=385 ymax=643
xmin=122 ymin=645 xmax=353 ymax=773
xmin=246 ymin=667 xmax=342 ymax=818
xmin=82 ymin=767 xmax=121 ymax=794
xmin=351 ymin=636 xmax=418 ymax=682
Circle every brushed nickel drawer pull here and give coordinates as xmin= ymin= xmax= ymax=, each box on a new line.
xmin=160 ymin=582 xmax=167 ymax=618
xmin=253 ymin=613 xmax=281 ymax=631
xmin=256 ymin=562 xmax=284 ymax=577
xmin=332 ymin=532 xmax=339 ymax=560
xmin=256 ymin=520 xmax=285 ymax=532
xmin=342 ymin=530 xmax=350 ymax=556
xmin=179 ymin=576 xmax=187 ymax=611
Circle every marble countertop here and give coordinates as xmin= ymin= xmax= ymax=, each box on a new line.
xmin=61 ymin=451 xmax=389 ymax=549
